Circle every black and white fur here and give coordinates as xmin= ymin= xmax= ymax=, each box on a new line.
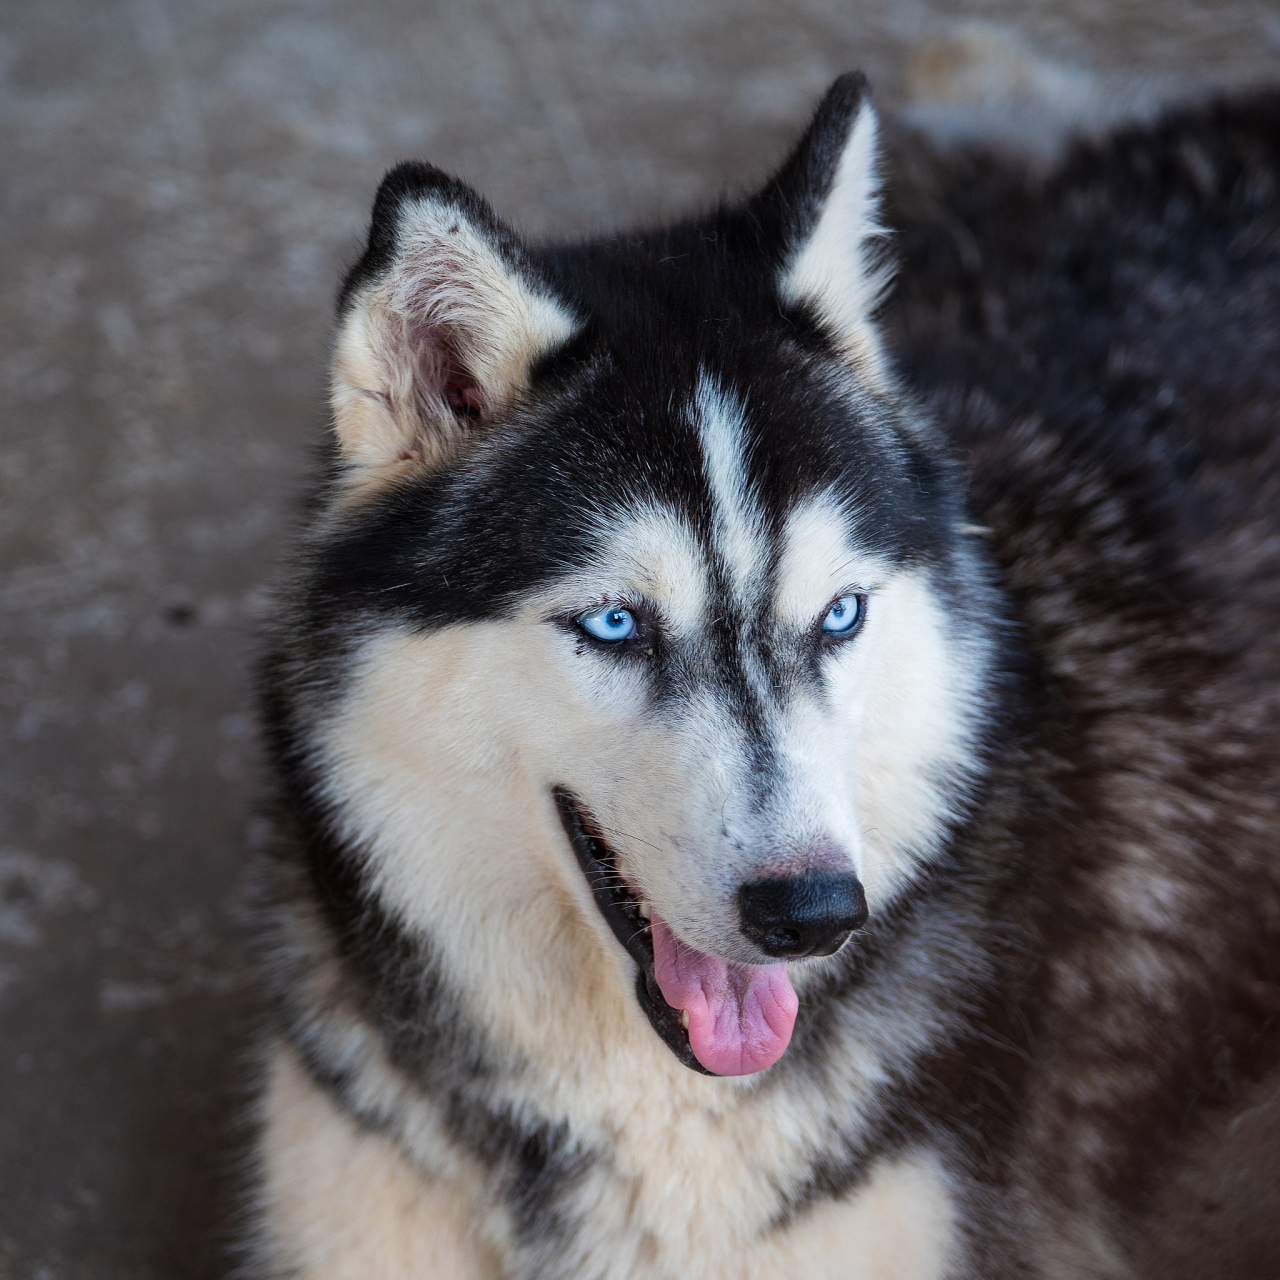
xmin=247 ymin=76 xmax=1280 ymax=1278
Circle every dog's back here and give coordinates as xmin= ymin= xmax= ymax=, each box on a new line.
xmin=884 ymin=94 xmax=1280 ymax=1275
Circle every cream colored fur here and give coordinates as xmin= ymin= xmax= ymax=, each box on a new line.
xmin=257 ymin=1043 xmax=504 ymax=1278
xmin=260 ymin=1040 xmax=957 ymax=1280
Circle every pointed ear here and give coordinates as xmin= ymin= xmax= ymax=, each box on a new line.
xmin=330 ymin=163 xmax=578 ymax=489
xmin=755 ymin=74 xmax=892 ymax=388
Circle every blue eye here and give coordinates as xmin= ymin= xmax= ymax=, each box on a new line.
xmin=822 ymin=595 xmax=864 ymax=636
xmin=578 ymin=605 xmax=638 ymax=643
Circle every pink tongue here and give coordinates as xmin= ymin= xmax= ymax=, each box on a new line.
xmin=650 ymin=911 xmax=798 ymax=1076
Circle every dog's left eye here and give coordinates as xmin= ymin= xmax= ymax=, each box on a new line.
xmin=578 ymin=605 xmax=637 ymax=642
xmin=822 ymin=595 xmax=864 ymax=637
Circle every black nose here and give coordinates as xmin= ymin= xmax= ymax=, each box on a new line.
xmin=738 ymin=871 xmax=868 ymax=959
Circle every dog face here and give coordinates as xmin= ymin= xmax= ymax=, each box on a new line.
xmin=295 ymin=75 xmax=996 ymax=1076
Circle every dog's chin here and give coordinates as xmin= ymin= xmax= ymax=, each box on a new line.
xmin=552 ymin=787 xmax=716 ymax=1076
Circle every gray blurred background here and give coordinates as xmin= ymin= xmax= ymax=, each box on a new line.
xmin=3 ymin=2 xmax=1279 ymax=1276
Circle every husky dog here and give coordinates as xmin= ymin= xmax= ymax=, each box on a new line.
xmin=248 ymin=75 xmax=1280 ymax=1278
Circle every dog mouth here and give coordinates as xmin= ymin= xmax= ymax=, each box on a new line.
xmin=552 ymin=787 xmax=714 ymax=1075
xmin=553 ymin=788 xmax=801 ymax=1078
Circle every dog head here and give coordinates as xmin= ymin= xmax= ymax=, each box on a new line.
xmin=296 ymin=75 xmax=998 ymax=1077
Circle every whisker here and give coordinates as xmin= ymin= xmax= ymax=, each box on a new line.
xmin=592 ymin=825 xmax=665 ymax=857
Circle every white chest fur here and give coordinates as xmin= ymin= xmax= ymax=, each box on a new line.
xmin=259 ymin=1041 xmax=958 ymax=1280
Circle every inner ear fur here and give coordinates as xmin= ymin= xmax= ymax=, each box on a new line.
xmin=753 ymin=73 xmax=893 ymax=389
xmin=331 ymin=163 xmax=578 ymax=488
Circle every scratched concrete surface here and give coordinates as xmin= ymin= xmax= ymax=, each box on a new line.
xmin=3 ymin=2 xmax=1280 ymax=1275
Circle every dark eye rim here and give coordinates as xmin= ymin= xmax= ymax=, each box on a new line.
xmin=818 ymin=593 xmax=867 ymax=647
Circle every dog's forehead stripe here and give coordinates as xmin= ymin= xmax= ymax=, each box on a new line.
xmin=687 ymin=371 xmax=799 ymax=787
xmin=692 ymin=374 xmax=768 ymax=607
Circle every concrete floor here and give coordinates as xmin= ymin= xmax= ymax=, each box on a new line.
xmin=3 ymin=2 xmax=1280 ymax=1275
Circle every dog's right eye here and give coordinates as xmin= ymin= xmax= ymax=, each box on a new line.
xmin=578 ymin=606 xmax=637 ymax=643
